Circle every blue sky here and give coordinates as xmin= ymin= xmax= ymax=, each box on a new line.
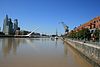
xmin=0 ymin=0 xmax=100 ymax=35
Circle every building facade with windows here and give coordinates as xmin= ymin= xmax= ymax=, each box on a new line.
xmin=3 ymin=15 xmax=10 ymax=35
xmin=3 ymin=15 xmax=20 ymax=35
xmin=74 ymin=16 xmax=100 ymax=32
xmin=14 ymin=19 xmax=18 ymax=32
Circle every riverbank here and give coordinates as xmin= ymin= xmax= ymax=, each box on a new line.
xmin=61 ymin=38 xmax=100 ymax=67
xmin=0 ymin=35 xmax=41 ymax=38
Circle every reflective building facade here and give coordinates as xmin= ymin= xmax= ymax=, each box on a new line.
xmin=3 ymin=15 xmax=19 ymax=35
xmin=14 ymin=19 xmax=18 ymax=32
xmin=3 ymin=15 xmax=10 ymax=35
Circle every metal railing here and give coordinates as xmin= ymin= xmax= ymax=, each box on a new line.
xmin=67 ymin=38 xmax=100 ymax=46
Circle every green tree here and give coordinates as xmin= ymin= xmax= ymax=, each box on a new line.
xmin=83 ymin=28 xmax=91 ymax=40
xmin=93 ymin=28 xmax=100 ymax=41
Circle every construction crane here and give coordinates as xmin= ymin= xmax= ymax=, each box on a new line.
xmin=60 ymin=22 xmax=69 ymax=34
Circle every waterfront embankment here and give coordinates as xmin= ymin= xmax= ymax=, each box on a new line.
xmin=62 ymin=38 xmax=100 ymax=67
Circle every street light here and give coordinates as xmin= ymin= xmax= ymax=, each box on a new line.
xmin=0 ymin=27 xmax=1 ymax=32
xmin=99 ymin=28 xmax=100 ymax=43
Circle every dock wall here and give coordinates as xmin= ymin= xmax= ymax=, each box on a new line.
xmin=63 ymin=38 xmax=100 ymax=67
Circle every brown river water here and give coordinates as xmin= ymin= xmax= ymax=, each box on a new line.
xmin=0 ymin=38 xmax=93 ymax=67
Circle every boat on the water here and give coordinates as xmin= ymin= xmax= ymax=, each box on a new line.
xmin=55 ymin=36 xmax=58 ymax=39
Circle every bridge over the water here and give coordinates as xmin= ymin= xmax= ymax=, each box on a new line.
xmin=14 ymin=27 xmax=39 ymax=37
xmin=0 ymin=27 xmax=39 ymax=38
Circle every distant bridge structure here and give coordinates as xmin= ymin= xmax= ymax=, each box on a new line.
xmin=25 ymin=27 xmax=39 ymax=37
xmin=14 ymin=27 xmax=39 ymax=37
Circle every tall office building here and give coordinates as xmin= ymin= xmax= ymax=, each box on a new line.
xmin=3 ymin=15 xmax=9 ymax=35
xmin=8 ymin=18 xmax=13 ymax=34
xmin=14 ymin=19 xmax=18 ymax=32
xmin=3 ymin=15 xmax=13 ymax=35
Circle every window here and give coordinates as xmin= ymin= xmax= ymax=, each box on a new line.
xmin=94 ymin=21 xmax=96 ymax=23
xmin=91 ymin=30 xmax=94 ymax=33
xmin=93 ymin=24 xmax=96 ymax=28
xmin=90 ymin=23 xmax=92 ymax=29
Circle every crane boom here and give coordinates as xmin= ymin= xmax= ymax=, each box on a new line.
xmin=61 ymin=22 xmax=69 ymax=33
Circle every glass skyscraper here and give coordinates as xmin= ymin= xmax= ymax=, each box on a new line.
xmin=3 ymin=15 xmax=13 ymax=35
xmin=14 ymin=19 xmax=18 ymax=32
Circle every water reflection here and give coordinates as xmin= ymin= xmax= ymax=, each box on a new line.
xmin=2 ymin=38 xmax=20 ymax=56
xmin=1 ymin=38 xmax=44 ymax=57
xmin=63 ymin=42 xmax=68 ymax=56
xmin=51 ymin=38 xmax=58 ymax=48
xmin=0 ymin=38 xmax=92 ymax=67
xmin=55 ymin=39 xmax=58 ymax=48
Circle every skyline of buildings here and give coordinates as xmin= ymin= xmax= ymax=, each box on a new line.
xmin=0 ymin=15 xmax=45 ymax=36
xmin=1 ymin=15 xmax=100 ymax=36
xmin=3 ymin=15 xmax=20 ymax=35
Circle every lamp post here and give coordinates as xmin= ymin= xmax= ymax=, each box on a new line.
xmin=99 ymin=28 xmax=100 ymax=43
xmin=0 ymin=27 xmax=1 ymax=32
